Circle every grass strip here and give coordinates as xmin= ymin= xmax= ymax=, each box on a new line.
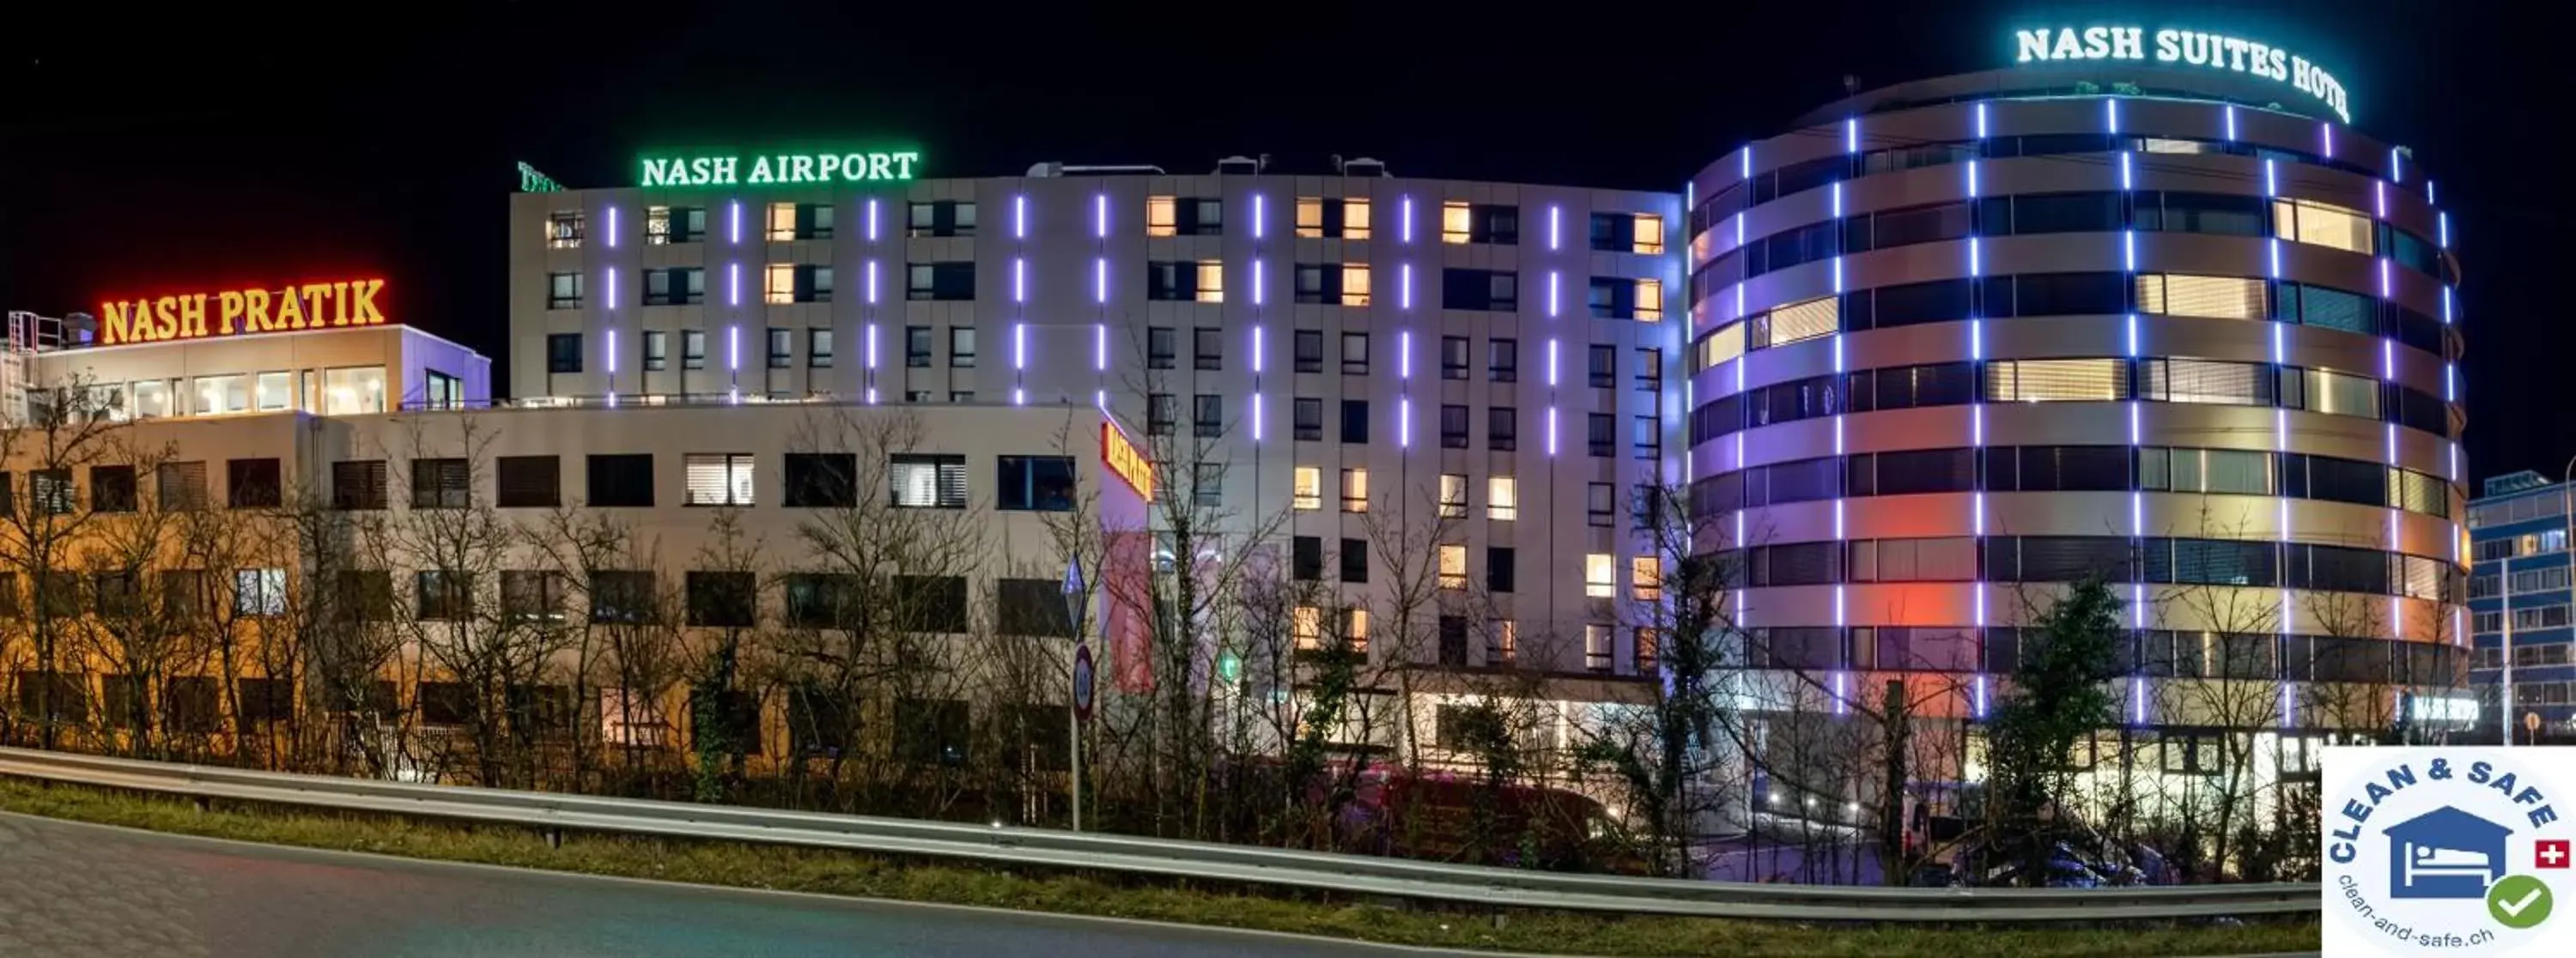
xmin=0 ymin=776 xmax=2318 ymax=957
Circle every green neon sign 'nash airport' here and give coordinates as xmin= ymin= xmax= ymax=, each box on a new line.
xmin=640 ymin=150 xmax=923 ymax=187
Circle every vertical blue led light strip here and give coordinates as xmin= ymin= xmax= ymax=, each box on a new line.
xmin=2117 ymin=111 xmax=2148 ymax=654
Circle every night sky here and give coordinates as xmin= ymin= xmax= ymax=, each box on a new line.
xmin=0 ymin=2 xmax=2555 ymax=482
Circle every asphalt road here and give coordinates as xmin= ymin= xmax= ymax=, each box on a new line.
xmin=0 ymin=811 xmax=1483 ymax=957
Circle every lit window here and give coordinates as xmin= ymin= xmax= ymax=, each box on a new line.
xmin=1343 ymin=198 xmax=1372 ymax=240
xmin=546 ymin=211 xmax=584 ymax=249
xmin=1763 ymin=295 xmax=1838 ymax=346
xmin=235 ymin=568 xmax=287 ymax=616
xmin=255 ymin=371 xmax=292 ymax=411
xmin=1346 ymin=608 xmax=1370 ymax=653
xmin=1635 ymin=628 xmax=1661 ymax=673
xmin=1631 ymin=214 xmax=1666 ymax=255
xmin=1439 ymin=545 xmax=1467 ymax=590
xmin=1340 ymin=264 xmax=1372 ymax=306
xmin=1489 ymin=620 xmax=1516 ymax=664
xmin=1634 ymin=278 xmax=1663 ymax=322
xmin=1292 ymin=467 xmax=1322 ymax=510
xmin=1693 ymin=324 xmax=1745 ymax=372
xmin=1585 ymin=554 xmax=1614 ymax=598
xmin=766 ymin=264 xmax=797 ymax=305
xmin=767 ymin=202 xmax=798 ymax=241
xmin=1585 ymin=623 xmax=1613 ymax=671
xmin=1441 ymin=201 xmax=1472 ymax=244
xmin=1146 ymin=196 xmax=1177 ymax=237
xmin=1632 ymin=556 xmax=1662 ymax=603
xmin=2136 ymin=273 xmax=2267 ymax=320
xmin=1438 ymin=474 xmax=1467 ymax=518
xmin=1341 ymin=468 xmax=1369 ymax=512
xmin=1196 ymin=260 xmax=1224 ymax=304
xmin=683 ymin=453 xmax=755 ymax=506
xmin=1987 ymin=358 xmax=2129 ymax=403
xmin=1488 ymin=476 xmax=1517 ymax=521
xmin=1295 ymin=197 xmax=1324 ymax=239
xmin=646 ymin=205 xmax=671 ymax=245
xmin=2274 ymin=198 xmax=2375 ymax=255
xmin=1293 ymin=606 xmax=1322 ymax=650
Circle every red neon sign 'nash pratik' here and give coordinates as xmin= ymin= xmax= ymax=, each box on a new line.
xmin=100 ymin=278 xmax=388 ymax=346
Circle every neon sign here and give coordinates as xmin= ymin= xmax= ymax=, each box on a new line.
xmin=1100 ymin=421 xmax=1155 ymax=500
xmin=100 ymin=279 xmax=388 ymax=347
xmin=518 ymin=161 xmax=563 ymax=193
xmin=2014 ymin=26 xmax=2350 ymax=124
xmin=640 ymin=150 xmax=922 ymax=187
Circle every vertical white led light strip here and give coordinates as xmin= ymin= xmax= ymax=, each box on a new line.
xmin=1967 ymin=104 xmax=1991 ymax=718
xmin=1831 ymin=124 xmax=1854 ymax=718
xmin=2262 ymin=155 xmax=2291 ymax=728
xmin=2117 ymin=116 xmax=2148 ymax=664
xmin=1093 ymin=191 xmax=1109 ymax=410
xmin=1012 ymin=192 xmax=1029 ymax=407
xmin=1250 ymin=192 xmax=1266 ymax=444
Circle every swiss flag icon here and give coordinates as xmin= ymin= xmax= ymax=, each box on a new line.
xmin=2541 ymin=839 xmax=2573 ymax=870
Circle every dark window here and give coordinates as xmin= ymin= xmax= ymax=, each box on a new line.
xmin=2136 ymin=191 xmax=2266 ymax=237
xmin=1294 ymin=330 xmax=1324 ymax=373
xmin=1866 ymin=201 xmax=1973 ymax=250
xmin=895 ymin=574 xmax=969 ymax=633
xmin=2004 ymin=271 xmax=2129 ymax=317
xmin=1194 ymin=394 xmax=1224 ymax=438
xmin=1588 ymin=344 xmax=1615 ymax=389
xmin=546 ymin=273 xmax=584 ymax=310
xmin=1859 ymin=278 xmax=1973 ymax=330
xmin=686 ymin=571 xmax=756 ymax=628
xmin=1439 ymin=615 xmax=1469 ymax=667
xmin=1588 ymin=276 xmax=1656 ymax=319
xmin=907 ymin=199 xmax=977 ymax=238
xmin=1441 ymin=337 xmax=1469 ymax=379
xmin=26 ymin=470 xmax=71 ymax=515
xmin=1489 ymin=337 xmax=1518 ymax=381
xmin=905 ymin=326 xmax=933 ymax=367
xmin=781 ymin=573 xmax=856 ymax=628
xmin=1196 ymin=327 xmax=1224 ymax=369
xmin=995 ymin=578 xmax=1073 ymax=637
xmin=1851 ymin=447 xmax=1977 ymax=496
xmin=1146 ymin=393 xmax=1176 ymax=435
xmin=156 ymin=461 xmax=208 ymax=512
xmin=227 ymin=458 xmax=281 ymax=509
xmin=416 ymin=682 xmax=474 ymax=725
xmin=906 ymin=262 xmax=975 ymax=300
xmin=336 ymin=570 xmax=395 ymax=622
xmin=589 ymin=570 xmax=656 ymax=624
xmin=1341 ymin=332 xmax=1370 ymax=374
xmin=495 ymin=456 xmax=560 ymax=508
xmin=501 ymin=571 xmax=565 ymax=623
xmin=416 ymin=571 xmax=473 ymax=621
xmin=1488 ymin=407 xmax=1517 ymax=451
xmin=1340 ymin=537 xmax=1369 ymax=584
xmin=895 ymin=699 xmax=971 ymax=766
xmin=586 ymin=454 xmax=654 ymax=507
xmin=547 ymin=333 xmax=581 ymax=373
xmin=682 ymin=330 xmax=707 ymax=370
xmin=1747 ymin=457 xmax=1843 ymax=506
xmin=1440 ymin=404 xmax=1469 ymax=449
xmin=783 ymin=453 xmax=856 ymax=508
xmin=1341 ymin=400 xmax=1370 ymax=444
xmin=332 ymin=460 xmax=387 ymax=510
xmin=2000 ymin=191 xmax=2123 ymax=235
xmin=89 ymin=465 xmax=137 ymax=513
xmin=1487 ymin=547 xmax=1516 ymax=593
xmin=410 ymin=458 xmax=469 ymax=509
xmin=1292 ymin=536 xmax=1324 ymax=581
xmin=768 ymin=328 xmax=793 ymax=367
xmin=998 ymin=456 xmax=1075 ymax=512
xmin=1293 ymin=398 xmax=1324 ymax=441
xmin=1587 ymin=413 xmax=1614 ymax=458
xmin=642 ymin=267 xmax=705 ymax=306
xmin=1987 ymin=536 xmax=2136 ymax=583
xmin=1146 ymin=326 xmax=1176 ymax=369
xmin=1442 ymin=269 xmax=1520 ymax=311
xmin=1751 ymin=542 xmax=1844 ymax=586
xmin=1633 ymin=415 xmax=1661 ymax=460
xmin=1588 ymin=482 xmax=1615 ymax=526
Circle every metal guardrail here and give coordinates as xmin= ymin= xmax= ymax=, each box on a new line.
xmin=0 ymin=746 xmax=2320 ymax=923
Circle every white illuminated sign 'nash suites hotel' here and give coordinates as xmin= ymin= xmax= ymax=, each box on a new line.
xmin=3 ymin=24 xmax=2470 ymax=822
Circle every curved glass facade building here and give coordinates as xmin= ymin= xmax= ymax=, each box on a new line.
xmin=1684 ymin=62 xmax=2469 ymax=768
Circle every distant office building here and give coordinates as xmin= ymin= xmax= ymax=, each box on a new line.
xmin=2466 ymin=471 xmax=2575 ymax=738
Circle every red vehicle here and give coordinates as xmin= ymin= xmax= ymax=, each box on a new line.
xmin=1336 ymin=764 xmax=1647 ymax=874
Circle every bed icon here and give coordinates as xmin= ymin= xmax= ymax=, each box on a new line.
xmin=2383 ymin=805 xmax=2513 ymax=900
